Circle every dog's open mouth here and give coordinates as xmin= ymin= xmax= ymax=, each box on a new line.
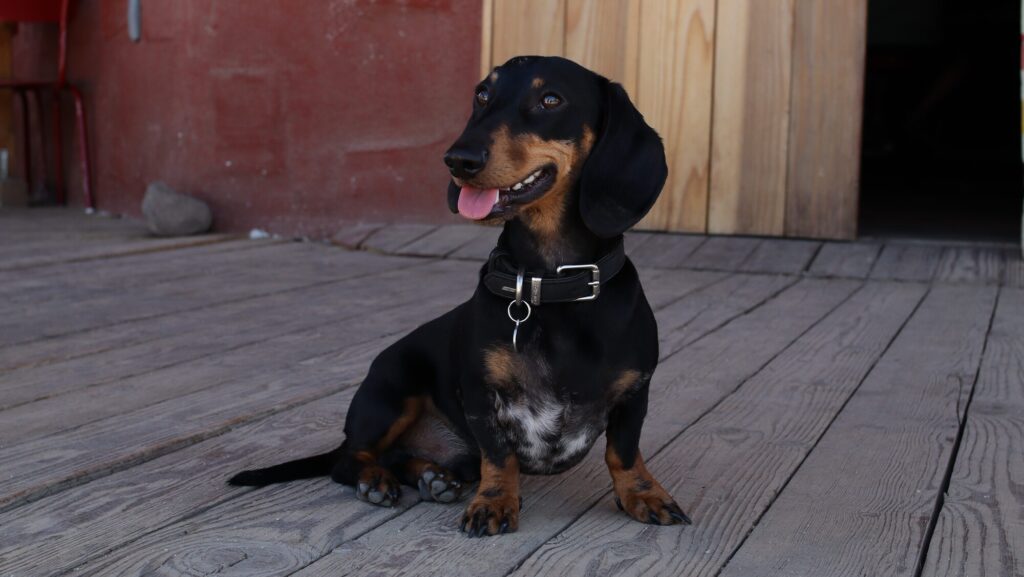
xmin=456 ymin=165 xmax=556 ymax=220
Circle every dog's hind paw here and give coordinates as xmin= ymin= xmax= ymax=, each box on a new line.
xmin=355 ymin=466 xmax=401 ymax=507
xmin=417 ymin=466 xmax=465 ymax=503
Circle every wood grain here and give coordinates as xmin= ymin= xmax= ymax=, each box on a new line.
xmin=720 ymin=285 xmax=997 ymax=577
xmin=628 ymin=233 xmax=707 ymax=269
xmin=480 ymin=0 xmax=494 ymax=78
xmin=934 ymin=246 xmax=1009 ymax=285
xmin=739 ymin=238 xmax=821 ymax=274
xmin=0 ymin=389 xmax=366 ymax=577
xmin=0 ymin=244 xmax=422 ymax=348
xmin=359 ymin=223 xmax=437 ymax=254
xmin=0 ymin=266 xmax=477 ymax=513
xmin=511 ymin=281 xmax=926 ymax=577
xmin=870 ymin=243 xmax=944 ymax=282
xmin=393 ymin=223 xmax=491 ymax=257
xmin=491 ymin=0 xmax=566 ymax=65
xmin=708 ymin=0 xmax=795 ymax=236
xmin=683 ymin=235 xmax=762 ymax=270
xmin=784 ymin=0 xmax=867 ymax=239
xmin=635 ymin=0 xmax=716 ymax=233
xmin=0 ymin=261 xmax=475 ymax=443
xmin=565 ymin=0 xmax=640 ymax=93
xmin=808 ymin=241 xmax=882 ymax=278
xmin=922 ymin=287 xmax=1024 ymax=576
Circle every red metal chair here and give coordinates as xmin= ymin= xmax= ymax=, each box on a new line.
xmin=0 ymin=0 xmax=94 ymax=209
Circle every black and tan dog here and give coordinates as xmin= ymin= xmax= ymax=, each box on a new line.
xmin=229 ymin=56 xmax=690 ymax=536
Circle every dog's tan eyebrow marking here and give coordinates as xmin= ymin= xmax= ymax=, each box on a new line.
xmin=531 ymin=77 xmax=544 ymax=88
xmin=490 ymin=71 xmax=500 ymax=82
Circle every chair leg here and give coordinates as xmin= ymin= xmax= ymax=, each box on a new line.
xmin=51 ymin=93 xmax=64 ymax=205
xmin=16 ymin=89 xmax=32 ymax=195
xmin=69 ymin=86 xmax=94 ymax=210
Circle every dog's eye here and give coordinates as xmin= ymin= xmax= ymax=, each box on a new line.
xmin=541 ymin=93 xmax=562 ymax=110
xmin=475 ymin=87 xmax=490 ymax=107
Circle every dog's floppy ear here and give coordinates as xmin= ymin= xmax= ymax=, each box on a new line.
xmin=447 ymin=181 xmax=460 ymax=214
xmin=579 ymin=81 xmax=667 ymax=238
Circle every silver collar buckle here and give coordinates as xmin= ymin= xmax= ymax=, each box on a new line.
xmin=555 ymin=263 xmax=601 ymax=302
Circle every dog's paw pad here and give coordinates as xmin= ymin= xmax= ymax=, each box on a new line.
xmin=355 ymin=468 xmax=401 ymax=507
xmin=417 ymin=466 xmax=464 ymax=503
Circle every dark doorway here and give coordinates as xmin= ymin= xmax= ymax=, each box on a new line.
xmin=859 ymin=0 xmax=1022 ymax=242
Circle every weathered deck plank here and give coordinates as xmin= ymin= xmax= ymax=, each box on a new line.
xmin=0 ymin=389 xmax=367 ymax=577
xmin=807 ymin=241 xmax=882 ymax=278
xmin=869 ymin=243 xmax=944 ymax=282
xmin=922 ymin=287 xmax=1024 ymax=576
xmin=0 ymin=244 xmax=421 ymax=348
xmin=285 ymin=279 xmax=860 ymax=577
xmin=627 ymin=233 xmax=707 ymax=269
xmin=934 ymin=246 xmax=1009 ymax=285
xmin=657 ymin=273 xmax=797 ymax=358
xmin=0 ymin=231 xmax=235 ymax=271
xmin=394 ymin=224 xmax=490 ymax=257
xmin=718 ymin=285 xmax=997 ymax=577
xmin=0 ymin=270 xmax=476 ymax=513
xmin=0 ymin=261 xmax=476 ymax=442
xmin=739 ymin=238 xmax=821 ymax=274
xmin=0 ymin=237 xmax=279 ymax=306
xmin=360 ymin=223 xmax=437 ymax=254
xmin=683 ymin=236 xmax=762 ymax=271
xmin=447 ymin=226 xmax=503 ymax=260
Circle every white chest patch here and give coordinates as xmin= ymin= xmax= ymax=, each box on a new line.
xmin=494 ymin=391 xmax=601 ymax=474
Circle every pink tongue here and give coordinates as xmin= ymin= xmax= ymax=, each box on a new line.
xmin=457 ymin=186 xmax=499 ymax=220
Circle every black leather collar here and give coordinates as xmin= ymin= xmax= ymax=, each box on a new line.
xmin=483 ymin=239 xmax=626 ymax=305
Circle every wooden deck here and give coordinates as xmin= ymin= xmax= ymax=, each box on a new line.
xmin=1 ymin=208 xmax=1022 ymax=577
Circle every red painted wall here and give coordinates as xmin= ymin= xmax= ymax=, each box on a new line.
xmin=14 ymin=0 xmax=481 ymax=237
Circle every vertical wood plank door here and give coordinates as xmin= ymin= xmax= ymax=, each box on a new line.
xmin=708 ymin=0 xmax=794 ymax=236
xmin=784 ymin=0 xmax=868 ymax=239
xmin=481 ymin=0 xmax=867 ymax=240
xmin=635 ymin=0 xmax=716 ymax=233
xmin=490 ymin=0 xmax=566 ymax=67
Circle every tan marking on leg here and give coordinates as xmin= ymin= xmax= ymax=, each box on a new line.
xmin=606 ymin=444 xmax=687 ymax=525
xmin=462 ymin=455 xmax=521 ymax=535
xmin=373 ymin=396 xmax=424 ymax=454
xmin=608 ymin=369 xmax=642 ymax=401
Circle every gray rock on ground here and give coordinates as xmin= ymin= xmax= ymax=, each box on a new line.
xmin=142 ymin=182 xmax=212 ymax=236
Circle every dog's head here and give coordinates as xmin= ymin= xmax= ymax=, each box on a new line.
xmin=444 ymin=56 xmax=667 ymax=239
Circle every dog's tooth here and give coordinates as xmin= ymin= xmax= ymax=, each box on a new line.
xmin=512 ymin=182 xmax=523 ymax=191
xmin=523 ymin=174 xmax=536 ymax=184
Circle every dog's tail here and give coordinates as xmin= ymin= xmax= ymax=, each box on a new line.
xmin=227 ymin=444 xmax=344 ymax=487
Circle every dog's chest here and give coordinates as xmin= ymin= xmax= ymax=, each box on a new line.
xmin=484 ymin=347 xmax=606 ymax=475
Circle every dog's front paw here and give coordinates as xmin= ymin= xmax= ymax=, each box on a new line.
xmin=459 ymin=493 xmax=519 ymax=537
xmin=355 ymin=466 xmax=401 ymax=507
xmin=614 ymin=487 xmax=691 ymax=526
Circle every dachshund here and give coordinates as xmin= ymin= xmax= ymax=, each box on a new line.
xmin=229 ymin=55 xmax=691 ymax=537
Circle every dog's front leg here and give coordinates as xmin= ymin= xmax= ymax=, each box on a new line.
xmin=605 ymin=382 xmax=691 ymax=526
xmin=460 ymin=450 xmax=520 ymax=537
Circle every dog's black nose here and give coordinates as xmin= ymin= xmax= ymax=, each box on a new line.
xmin=444 ymin=147 xmax=488 ymax=178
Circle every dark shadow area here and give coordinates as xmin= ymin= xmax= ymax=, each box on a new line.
xmin=860 ymin=0 xmax=1022 ymax=242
